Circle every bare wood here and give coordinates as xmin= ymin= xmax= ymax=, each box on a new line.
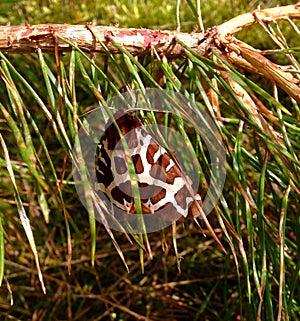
xmin=218 ymin=3 xmax=300 ymax=37
xmin=0 ymin=4 xmax=300 ymax=102
xmin=0 ymin=24 xmax=207 ymax=57
xmin=0 ymin=4 xmax=299 ymax=56
xmin=216 ymin=3 xmax=300 ymax=104
xmin=224 ymin=39 xmax=300 ymax=103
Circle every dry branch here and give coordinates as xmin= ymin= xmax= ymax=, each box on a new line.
xmin=0 ymin=4 xmax=299 ymax=56
xmin=0 ymin=24 xmax=207 ymax=57
xmin=218 ymin=3 xmax=300 ymax=36
xmin=0 ymin=4 xmax=300 ymax=101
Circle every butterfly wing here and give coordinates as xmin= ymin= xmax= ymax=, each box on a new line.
xmin=95 ymin=113 xmax=202 ymax=220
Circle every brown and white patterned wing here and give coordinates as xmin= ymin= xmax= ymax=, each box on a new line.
xmin=95 ymin=113 xmax=202 ymax=220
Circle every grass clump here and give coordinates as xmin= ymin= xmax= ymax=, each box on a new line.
xmin=0 ymin=1 xmax=299 ymax=320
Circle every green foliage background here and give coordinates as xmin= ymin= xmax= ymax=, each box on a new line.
xmin=0 ymin=1 xmax=299 ymax=321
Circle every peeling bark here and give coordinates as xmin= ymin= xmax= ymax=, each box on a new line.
xmin=0 ymin=4 xmax=300 ymax=102
xmin=0 ymin=24 xmax=207 ymax=57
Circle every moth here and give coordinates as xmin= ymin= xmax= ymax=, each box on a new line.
xmin=95 ymin=111 xmax=202 ymax=221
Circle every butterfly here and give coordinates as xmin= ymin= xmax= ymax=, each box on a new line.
xmin=95 ymin=111 xmax=202 ymax=221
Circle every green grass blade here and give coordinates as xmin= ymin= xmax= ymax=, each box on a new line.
xmin=0 ymin=133 xmax=46 ymax=293
xmin=256 ymin=151 xmax=269 ymax=318
xmin=37 ymin=48 xmax=72 ymax=152
xmin=56 ymin=34 xmax=121 ymax=97
xmin=0 ymin=215 xmax=4 ymax=286
xmin=278 ymin=185 xmax=290 ymax=320
xmin=0 ymin=102 xmax=48 ymax=191
xmin=0 ymin=52 xmax=70 ymax=155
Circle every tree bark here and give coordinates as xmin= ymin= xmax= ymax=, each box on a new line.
xmin=0 ymin=4 xmax=300 ymax=102
xmin=0 ymin=24 xmax=207 ymax=57
xmin=0 ymin=4 xmax=299 ymax=57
